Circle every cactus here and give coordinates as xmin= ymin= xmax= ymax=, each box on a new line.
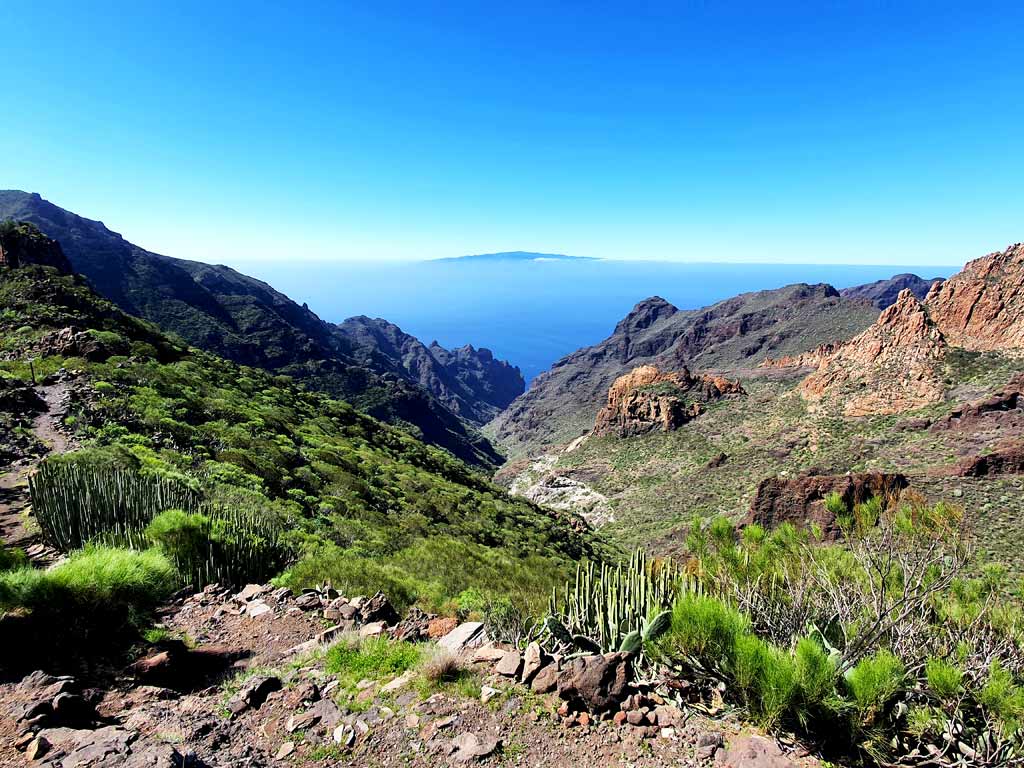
xmin=544 ymin=548 xmax=698 ymax=656
xmin=618 ymin=630 xmax=642 ymax=654
xmin=29 ymin=455 xmax=289 ymax=588
xmin=642 ymin=610 xmax=672 ymax=643
xmin=29 ymin=459 xmax=200 ymax=551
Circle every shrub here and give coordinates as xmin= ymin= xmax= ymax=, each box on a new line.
xmin=656 ymin=593 xmax=748 ymax=666
xmin=146 ymin=508 xmax=288 ymax=589
xmin=418 ymin=648 xmax=461 ymax=684
xmin=925 ymin=657 xmax=963 ymax=700
xmin=845 ymin=650 xmax=905 ymax=723
xmin=732 ymin=633 xmax=798 ymax=726
xmin=0 ymin=544 xmax=28 ymax=572
xmin=980 ymin=660 xmax=1024 ymax=732
xmin=794 ymin=636 xmax=838 ymax=711
xmin=0 ymin=546 xmax=176 ymax=640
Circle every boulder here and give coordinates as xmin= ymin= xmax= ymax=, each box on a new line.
xmin=530 ymin=663 xmax=559 ymax=694
xmin=744 ymin=471 xmax=908 ymax=539
xmin=520 ymin=642 xmax=544 ymax=683
xmin=721 ymin=735 xmax=806 ymax=768
xmin=226 ymin=675 xmax=281 ymax=715
xmin=438 ymin=622 xmax=487 ymax=652
xmin=359 ymin=591 xmax=400 ymax=626
xmin=557 ymin=652 xmax=633 ymax=711
xmin=494 ymin=650 xmax=522 ymax=677
xmin=450 ymin=732 xmax=501 ymax=763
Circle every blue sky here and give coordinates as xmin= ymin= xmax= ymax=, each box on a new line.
xmin=4 ymin=1 xmax=1022 ymax=265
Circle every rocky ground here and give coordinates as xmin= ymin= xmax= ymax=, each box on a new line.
xmin=1 ymin=583 xmax=823 ymax=768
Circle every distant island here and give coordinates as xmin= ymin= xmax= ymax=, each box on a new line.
xmin=432 ymin=250 xmax=600 ymax=263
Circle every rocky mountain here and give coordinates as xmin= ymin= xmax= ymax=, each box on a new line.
xmin=495 ymin=243 xmax=1024 ymax=574
xmin=839 ymin=272 xmax=942 ymax=308
xmin=800 ymin=289 xmax=949 ymax=416
xmin=800 ymin=243 xmax=1024 ymax=415
xmin=925 ymin=242 xmax=1024 ymax=351
xmin=0 ymin=191 xmax=514 ymax=468
xmin=487 ymin=284 xmax=881 ymax=456
xmin=335 ymin=316 xmax=524 ymax=425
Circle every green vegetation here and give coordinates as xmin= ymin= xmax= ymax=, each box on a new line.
xmin=641 ymin=498 xmax=1024 ymax=764
xmin=545 ymin=549 xmax=685 ymax=656
xmin=0 ymin=267 xmax=606 ymax=625
xmin=29 ymin=459 xmax=200 ymax=551
xmin=0 ymin=546 xmax=176 ymax=644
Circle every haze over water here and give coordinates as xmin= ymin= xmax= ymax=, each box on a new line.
xmin=236 ymin=260 xmax=957 ymax=384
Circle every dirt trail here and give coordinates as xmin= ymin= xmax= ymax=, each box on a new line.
xmin=0 ymin=381 xmax=73 ymax=566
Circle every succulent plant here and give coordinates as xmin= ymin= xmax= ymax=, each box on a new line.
xmin=545 ymin=548 xmax=696 ymax=656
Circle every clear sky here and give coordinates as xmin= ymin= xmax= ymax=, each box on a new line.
xmin=4 ymin=1 xmax=1022 ymax=265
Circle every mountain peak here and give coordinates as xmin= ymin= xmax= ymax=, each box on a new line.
xmin=614 ymin=296 xmax=678 ymax=335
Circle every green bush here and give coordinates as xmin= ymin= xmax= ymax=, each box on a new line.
xmin=0 ymin=546 xmax=175 ymax=634
xmin=656 ymin=593 xmax=748 ymax=665
xmin=0 ymin=544 xmax=28 ymax=572
xmin=845 ymin=650 xmax=905 ymax=723
xmin=925 ymin=657 xmax=963 ymax=700
xmin=732 ymin=634 xmax=799 ymax=726
xmin=146 ymin=508 xmax=288 ymax=589
xmin=980 ymin=660 xmax=1024 ymax=732
xmin=794 ymin=636 xmax=838 ymax=711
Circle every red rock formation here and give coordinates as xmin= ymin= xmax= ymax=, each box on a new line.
xmin=759 ymin=342 xmax=845 ymax=369
xmin=931 ymin=374 xmax=1024 ymax=432
xmin=926 ymin=243 xmax=1024 ymax=353
xmin=955 ymin=443 xmax=1024 ymax=477
xmin=593 ymin=365 xmax=743 ymax=437
xmin=744 ymin=471 xmax=909 ymax=539
xmin=799 ymin=289 xmax=947 ymax=416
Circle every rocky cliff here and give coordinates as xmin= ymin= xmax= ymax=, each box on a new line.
xmin=0 ymin=221 xmax=71 ymax=273
xmin=925 ymin=242 xmax=1024 ymax=352
xmin=593 ymin=365 xmax=743 ymax=437
xmin=799 ymin=244 xmax=1024 ymax=416
xmin=335 ymin=316 xmax=523 ymax=426
xmin=800 ymin=289 xmax=949 ymax=416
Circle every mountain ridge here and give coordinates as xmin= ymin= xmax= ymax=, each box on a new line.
xmin=0 ymin=190 xmax=516 ymax=467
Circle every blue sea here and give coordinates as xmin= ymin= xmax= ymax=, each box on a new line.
xmin=233 ymin=260 xmax=958 ymax=383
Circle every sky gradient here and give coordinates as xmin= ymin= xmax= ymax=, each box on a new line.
xmin=4 ymin=1 xmax=1023 ymax=266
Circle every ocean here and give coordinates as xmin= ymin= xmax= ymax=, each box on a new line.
xmin=233 ymin=260 xmax=957 ymax=383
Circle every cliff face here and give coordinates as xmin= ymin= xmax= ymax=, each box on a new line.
xmin=593 ymin=365 xmax=743 ymax=437
xmin=334 ymin=316 xmax=524 ymax=426
xmin=799 ymin=244 xmax=1024 ymax=417
xmin=925 ymin=243 xmax=1024 ymax=352
xmin=800 ymin=289 xmax=948 ymax=416
xmin=0 ymin=222 xmax=72 ymax=273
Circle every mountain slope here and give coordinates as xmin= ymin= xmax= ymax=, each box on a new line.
xmin=0 ymin=261 xmax=604 ymax=610
xmin=487 ymin=284 xmax=881 ymax=456
xmin=0 ymin=191 xmax=511 ymax=467
xmin=495 ymin=245 xmax=1024 ymax=572
xmin=335 ymin=316 xmax=524 ymax=425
